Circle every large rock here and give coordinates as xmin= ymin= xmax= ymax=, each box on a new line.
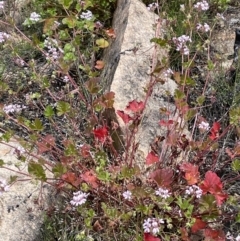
xmin=101 ymin=0 xmax=178 ymax=167
xmin=0 ymin=138 xmax=53 ymax=241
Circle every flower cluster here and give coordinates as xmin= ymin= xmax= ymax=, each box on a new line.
xmin=147 ymin=2 xmax=159 ymax=11
xmin=0 ymin=32 xmax=9 ymax=43
xmin=143 ymin=218 xmax=164 ymax=235
xmin=0 ymin=1 xmax=4 ymax=9
xmin=193 ymin=0 xmax=209 ymax=11
xmin=80 ymin=10 xmax=93 ymax=20
xmin=172 ymin=35 xmax=192 ymax=55
xmin=226 ymin=232 xmax=240 ymax=241
xmin=185 ymin=185 xmax=203 ymax=198
xmin=155 ymin=187 xmax=171 ymax=199
xmin=70 ymin=191 xmax=89 ymax=206
xmin=123 ymin=190 xmax=132 ymax=200
xmin=198 ymin=121 xmax=210 ymax=131
xmin=0 ymin=178 xmax=9 ymax=195
xmin=15 ymin=146 xmax=26 ymax=155
xmin=3 ymin=104 xmax=26 ymax=114
xmin=163 ymin=68 xmax=174 ymax=78
xmin=29 ymin=12 xmax=41 ymax=22
xmin=62 ymin=76 xmax=69 ymax=83
xmin=196 ymin=23 xmax=210 ymax=32
xmin=44 ymin=37 xmax=63 ymax=61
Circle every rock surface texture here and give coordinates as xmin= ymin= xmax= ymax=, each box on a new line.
xmin=0 ymin=139 xmax=53 ymax=241
xmin=101 ymin=0 xmax=177 ymax=167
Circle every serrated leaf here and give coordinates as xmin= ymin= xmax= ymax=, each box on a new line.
xmin=44 ymin=105 xmax=54 ymax=118
xmin=96 ymin=38 xmax=109 ymax=48
xmin=232 ymin=159 xmax=240 ymax=172
xmin=58 ymin=0 xmax=73 ymax=9
xmin=52 ymin=163 xmax=67 ymax=178
xmin=57 ymin=101 xmax=71 ymax=116
xmin=28 ymin=161 xmax=46 ymax=181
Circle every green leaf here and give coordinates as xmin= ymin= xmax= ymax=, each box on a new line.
xmin=29 ymin=118 xmax=44 ymax=131
xmin=174 ymin=89 xmax=185 ymax=100
xmin=44 ymin=105 xmax=55 ymax=118
xmin=196 ymin=95 xmax=205 ymax=106
xmin=232 ymin=159 xmax=240 ymax=172
xmin=52 ymin=163 xmax=67 ymax=178
xmin=150 ymin=37 xmax=168 ymax=47
xmin=28 ymin=161 xmax=46 ymax=181
xmin=0 ymin=159 xmax=4 ymax=167
xmin=56 ymin=101 xmax=71 ymax=116
xmin=62 ymin=16 xmax=77 ymax=28
xmin=236 ymin=212 xmax=240 ymax=223
xmin=58 ymin=0 xmax=73 ymax=9
xmin=96 ymin=38 xmax=109 ymax=48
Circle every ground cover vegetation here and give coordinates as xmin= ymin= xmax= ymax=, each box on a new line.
xmin=0 ymin=0 xmax=240 ymax=240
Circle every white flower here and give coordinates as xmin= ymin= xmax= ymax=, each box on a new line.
xmin=236 ymin=235 xmax=240 ymax=241
xmin=185 ymin=185 xmax=203 ymax=198
xmin=0 ymin=1 xmax=4 ymax=9
xmin=3 ymin=104 xmax=26 ymax=114
xmin=70 ymin=191 xmax=89 ymax=206
xmin=216 ymin=13 xmax=225 ymax=20
xmin=0 ymin=32 xmax=9 ymax=43
xmin=143 ymin=218 xmax=164 ymax=234
xmin=123 ymin=190 xmax=132 ymax=200
xmin=226 ymin=231 xmax=234 ymax=240
xmin=147 ymin=3 xmax=159 ymax=11
xmin=0 ymin=178 xmax=9 ymax=194
xmin=172 ymin=35 xmax=192 ymax=55
xmin=163 ymin=68 xmax=174 ymax=78
xmin=198 ymin=121 xmax=210 ymax=131
xmin=196 ymin=23 xmax=210 ymax=32
xmin=62 ymin=76 xmax=69 ymax=83
xmin=194 ymin=0 xmax=209 ymax=11
xmin=180 ymin=4 xmax=185 ymax=12
xmin=29 ymin=12 xmax=41 ymax=22
xmin=80 ymin=10 xmax=93 ymax=20
xmin=155 ymin=187 xmax=171 ymax=199
xmin=16 ymin=146 xmax=26 ymax=155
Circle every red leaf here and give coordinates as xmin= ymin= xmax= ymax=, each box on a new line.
xmin=179 ymin=162 xmax=200 ymax=185
xmin=144 ymin=233 xmax=161 ymax=241
xmin=117 ymin=110 xmax=133 ymax=124
xmin=93 ymin=126 xmax=108 ymax=143
xmin=212 ymin=122 xmax=220 ymax=133
xmin=125 ymin=100 xmax=144 ymax=113
xmin=180 ymin=227 xmax=190 ymax=241
xmin=199 ymin=171 xmax=228 ymax=206
xmin=81 ymin=170 xmax=99 ymax=189
xmin=80 ymin=144 xmax=91 ymax=158
xmin=191 ymin=218 xmax=207 ymax=233
xmin=61 ymin=172 xmax=81 ymax=187
xmin=36 ymin=134 xmax=55 ymax=154
xmin=146 ymin=151 xmax=159 ymax=165
xmin=204 ymin=229 xmax=225 ymax=241
xmin=149 ymin=168 xmax=173 ymax=188
xmin=209 ymin=122 xmax=220 ymax=140
xmin=159 ymin=119 xmax=174 ymax=127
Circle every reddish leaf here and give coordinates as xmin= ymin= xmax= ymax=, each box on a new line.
xmin=199 ymin=171 xmax=228 ymax=206
xmin=125 ymin=100 xmax=144 ymax=113
xmin=179 ymin=162 xmax=200 ymax=185
xmin=209 ymin=122 xmax=220 ymax=140
xmin=191 ymin=218 xmax=207 ymax=233
xmin=80 ymin=144 xmax=91 ymax=158
xmin=93 ymin=126 xmax=108 ymax=143
xmin=212 ymin=122 xmax=221 ymax=133
xmin=144 ymin=233 xmax=161 ymax=241
xmin=204 ymin=229 xmax=225 ymax=241
xmin=36 ymin=134 xmax=55 ymax=154
xmin=180 ymin=227 xmax=190 ymax=241
xmin=117 ymin=110 xmax=133 ymax=124
xmin=95 ymin=60 xmax=105 ymax=70
xmin=61 ymin=172 xmax=81 ymax=187
xmin=149 ymin=168 xmax=173 ymax=188
xmin=146 ymin=151 xmax=159 ymax=165
xmin=81 ymin=170 xmax=99 ymax=189
xmin=105 ymin=28 xmax=116 ymax=38
xmin=159 ymin=119 xmax=174 ymax=127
